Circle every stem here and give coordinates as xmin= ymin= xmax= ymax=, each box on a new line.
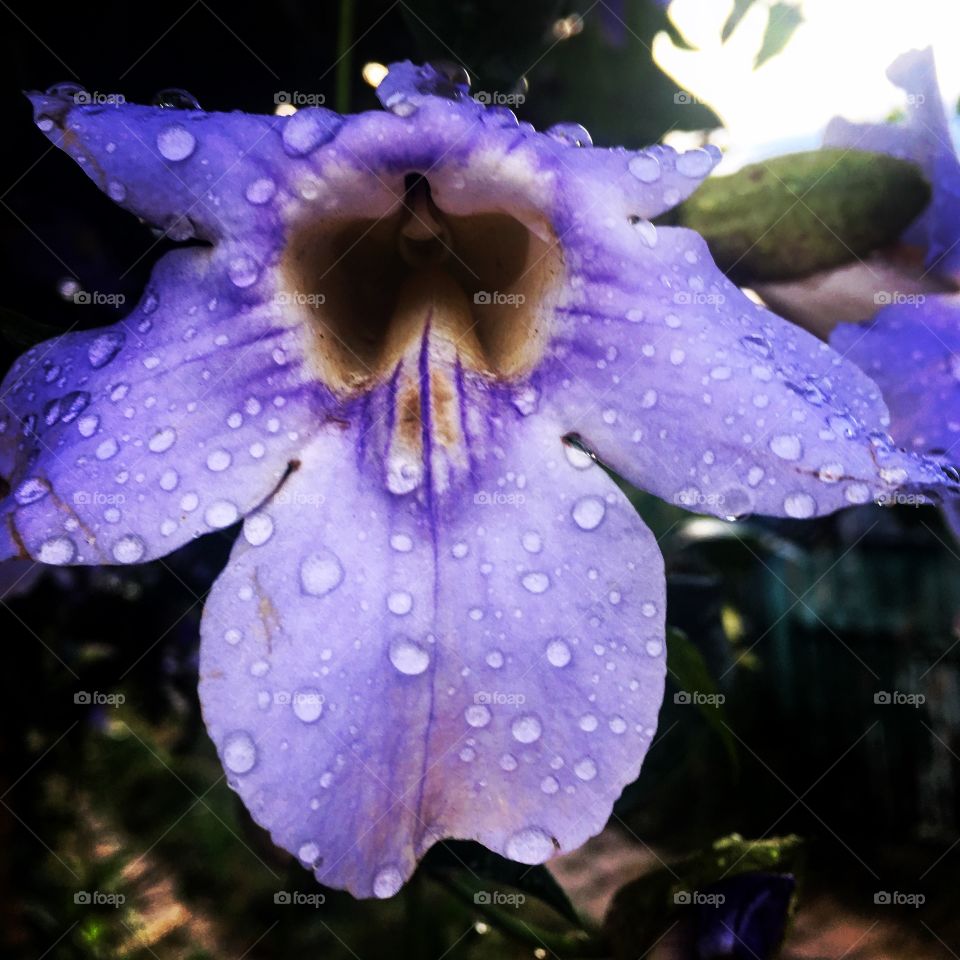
xmin=335 ymin=0 xmax=356 ymax=114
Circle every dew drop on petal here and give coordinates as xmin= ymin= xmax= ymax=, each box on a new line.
xmin=87 ymin=331 xmax=125 ymax=369
xmin=521 ymin=531 xmax=542 ymax=554
xmin=505 ymin=827 xmax=554 ymax=863
xmin=574 ymin=757 xmax=598 ymax=781
xmin=388 ymin=636 xmax=431 ymax=675
xmin=244 ymin=513 xmax=274 ymax=546
xmin=572 ymin=496 xmax=605 ymax=531
xmin=784 ymin=492 xmax=816 ymax=518
xmin=769 ymin=434 xmax=802 ymax=461
xmin=387 ymin=591 xmax=413 ymax=616
xmin=156 ymin=123 xmax=196 ymax=161
xmin=300 ymin=549 xmax=344 ymax=596
xmin=545 ymin=639 xmax=571 ymax=668
xmin=486 ymin=649 xmax=504 ymax=669
xmin=676 ymin=148 xmax=714 ymax=178
xmin=521 ymin=572 xmax=550 ymax=594
xmin=228 ymin=256 xmax=260 ymax=288
xmin=465 ymin=704 xmax=491 ymax=728
xmin=38 ymin=535 xmax=75 ymax=565
xmin=372 ymin=865 xmax=404 ymax=899
xmin=500 ymin=753 xmax=518 ymax=771
xmin=112 ymin=534 xmax=145 ymax=564
xmin=14 ymin=478 xmax=50 ymax=505
xmin=205 ymin=500 xmax=239 ymax=529
xmin=293 ymin=688 xmax=324 ymax=723
xmin=298 ymin=841 xmax=321 ymax=864
xmin=148 ymin=427 xmax=177 ymax=453
xmin=628 ymin=154 xmax=661 ymax=183
xmin=222 ymin=731 xmax=257 ymax=774
xmin=511 ymin=714 xmax=542 ymax=744
xmin=540 ymin=776 xmax=559 ymax=795
xmin=390 ymin=533 xmax=413 ymax=553
xmin=245 ymin=177 xmax=277 ymax=204
xmin=844 ymin=482 xmax=871 ymax=504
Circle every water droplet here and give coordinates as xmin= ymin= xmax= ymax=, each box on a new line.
xmin=521 ymin=531 xmax=542 ymax=554
xmin=387 ymin=590 xmax=413 ymax=615
xmin=579 ymin=713 xmax=598 ymax=732
xmin=540 ymin=776 xmax=559 ymax=795
xmin=505 ymin=827 xmax=554 ymax=863
xmin=769 ymin=434 xmax=802 ymax=461
xmin=390 ymin=533 xmax=413 ymax=552
xmin=107 ymin=180 xmax=126 ymax=202
xmin=511 ymin=714 xmax=542 ymax=743
xmin=546 ymin=639 xmax=571 ymax=668
xmin=206 ymin=449 xmax=232 ymax=472
xmin=148 ymin=427 xmax=177 ymax=453
xmin=784 ymin=492 xmax=816 ymax=518
xmin=59 ymin=391 xmax=90 ymax=423
xmin=372 ymin=865 xmax=404 ymax=899
xmin=228 ymin=255 xmax=260 ymax=288
xmin=388 ymin=636 xmax=431 ymax=675
xmin=222 ymin=730 xmax=257 ymax=774
xmin=609 ymin=716 xmax=627 ymax=734
xmin=486 ymin=649 xmax=504 ymax=669
xmin=465 ymin=704 xmax=491 ymax=728
xmin=293 ymin=688 xmax=324 ymax=723
xmin=156 ymin=123 xmax=196 ymax=161
xmin=676 ymin=148 xmax=714 ymax=178
xmin=451 ymin=540 xmax=469 ymax=558
xmin=245 ymin=177 xmax=277 ymax=205
xmin=14 ymin=477 xmax=50 ymax=505
xmin=545 ymin=122 xmax=592 ymax=147
xmin=38 ymin=535 xmax=75 ymax=565
xmin=818 ymin=462 xmax=844 ymax=484
xmin=153 ymin=87 xmax=202 ymax=110
xmin=298 ymin=841 xmax=321 ymax=864
xmin=282 ymin=108 xmax=343 ymax=156
xmin=96 ymin=438 xmax=119 ymax=460
xmin=632 ymin=218 xmax=658 ymax=247
xmin=844 ymin=483 xmax=871 ymax=505
xmin=574 ymin=757 xmax=598 ymax=781
xmin=500 ymin=753 xmax=518 ymax=771
xmin=300 ymin=549 xmax=344 ymax=596
xmin=244 ymin=513 xmax=274 ymax=546
xmin=112 ymin=534 xmax=145 ymax=564
xmin=628 ymin=154 xmax=661 ymax=183
xmin=512 ymin=385 xmax=539 ymax=416
xmin=88 ymin=331 xmax=125 ymax=368
xmin=521 ymin=572 xmax=550 ymax=594
xmin=572 ymin=496 xmax=605 ymax=531
xmin=205 ymin=500 xmax=239 ymax=528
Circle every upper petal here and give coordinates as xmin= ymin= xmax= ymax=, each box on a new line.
xmin=199 ymin=411 xmax=665 ymax=898
xmin=538 ymin=223 xmax=954 ymax=518
xmin=0 ymin=249 xmax=320 ymax=565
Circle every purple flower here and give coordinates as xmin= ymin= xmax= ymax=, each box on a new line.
xmin=825 ymin=47 xmax=960 ymax=284
xmin=829 ymin=50 xmax=960 ymax=467
xmin=1 ymin=62 xmax=951 ymax=898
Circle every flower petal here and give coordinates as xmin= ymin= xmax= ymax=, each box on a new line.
xmin=824 ymin=48 xmax=960 ymax=282
xmin=541 ymin=224 xmax=953 ymax=517
xmin=199 ymin=414 xmax=665 ymax=898
xmin=0 ymin=249 xmax=318 ymax=565
xmin=831 ymin=294 xmax=960 ymax=457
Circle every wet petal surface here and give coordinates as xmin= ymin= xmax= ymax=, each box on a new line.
xmin=199 ymin=415 xmax=665 ymax=897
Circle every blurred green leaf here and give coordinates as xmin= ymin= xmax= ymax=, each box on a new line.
xmin=0 ymin=306 xmax=63 ymax=347
xmin=721 ymin=0 xmax=757 ymax=42
xmin=667 ymin=627 xmax=739 ymax=772
xmin=674 ymin=149 xmax=931 ymax=283
xmin=755 ymin=2 xmax=804 ymax=68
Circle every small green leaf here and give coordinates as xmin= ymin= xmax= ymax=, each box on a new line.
xmin=667 ymin=627 xmax=739 ymax=772
xmin=674 ymin=149 xmax=931 ymax=283
xmin=755 ymin=2 xmax=803 ymax=68
xmin=721 ymin=0 xmax=756 ymax=42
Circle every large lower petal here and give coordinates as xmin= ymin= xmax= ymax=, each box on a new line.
xmin=538 ymin=224 xmax=954 ymax=519
xmin=199 ymin=414 xmax=665 ymax=898
xmin=0 ymin=249 xmax=319 ymax=565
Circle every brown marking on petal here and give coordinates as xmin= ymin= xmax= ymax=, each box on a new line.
xmin=397 ymin=381 xmax=423 ymax=451
xmin=253 ymin=569 xmax=281 ymax=654
xmin=6 ymin=516 xmax=30 ymax=560
xmin=430 ymin=369 xmax=461 ymax=451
